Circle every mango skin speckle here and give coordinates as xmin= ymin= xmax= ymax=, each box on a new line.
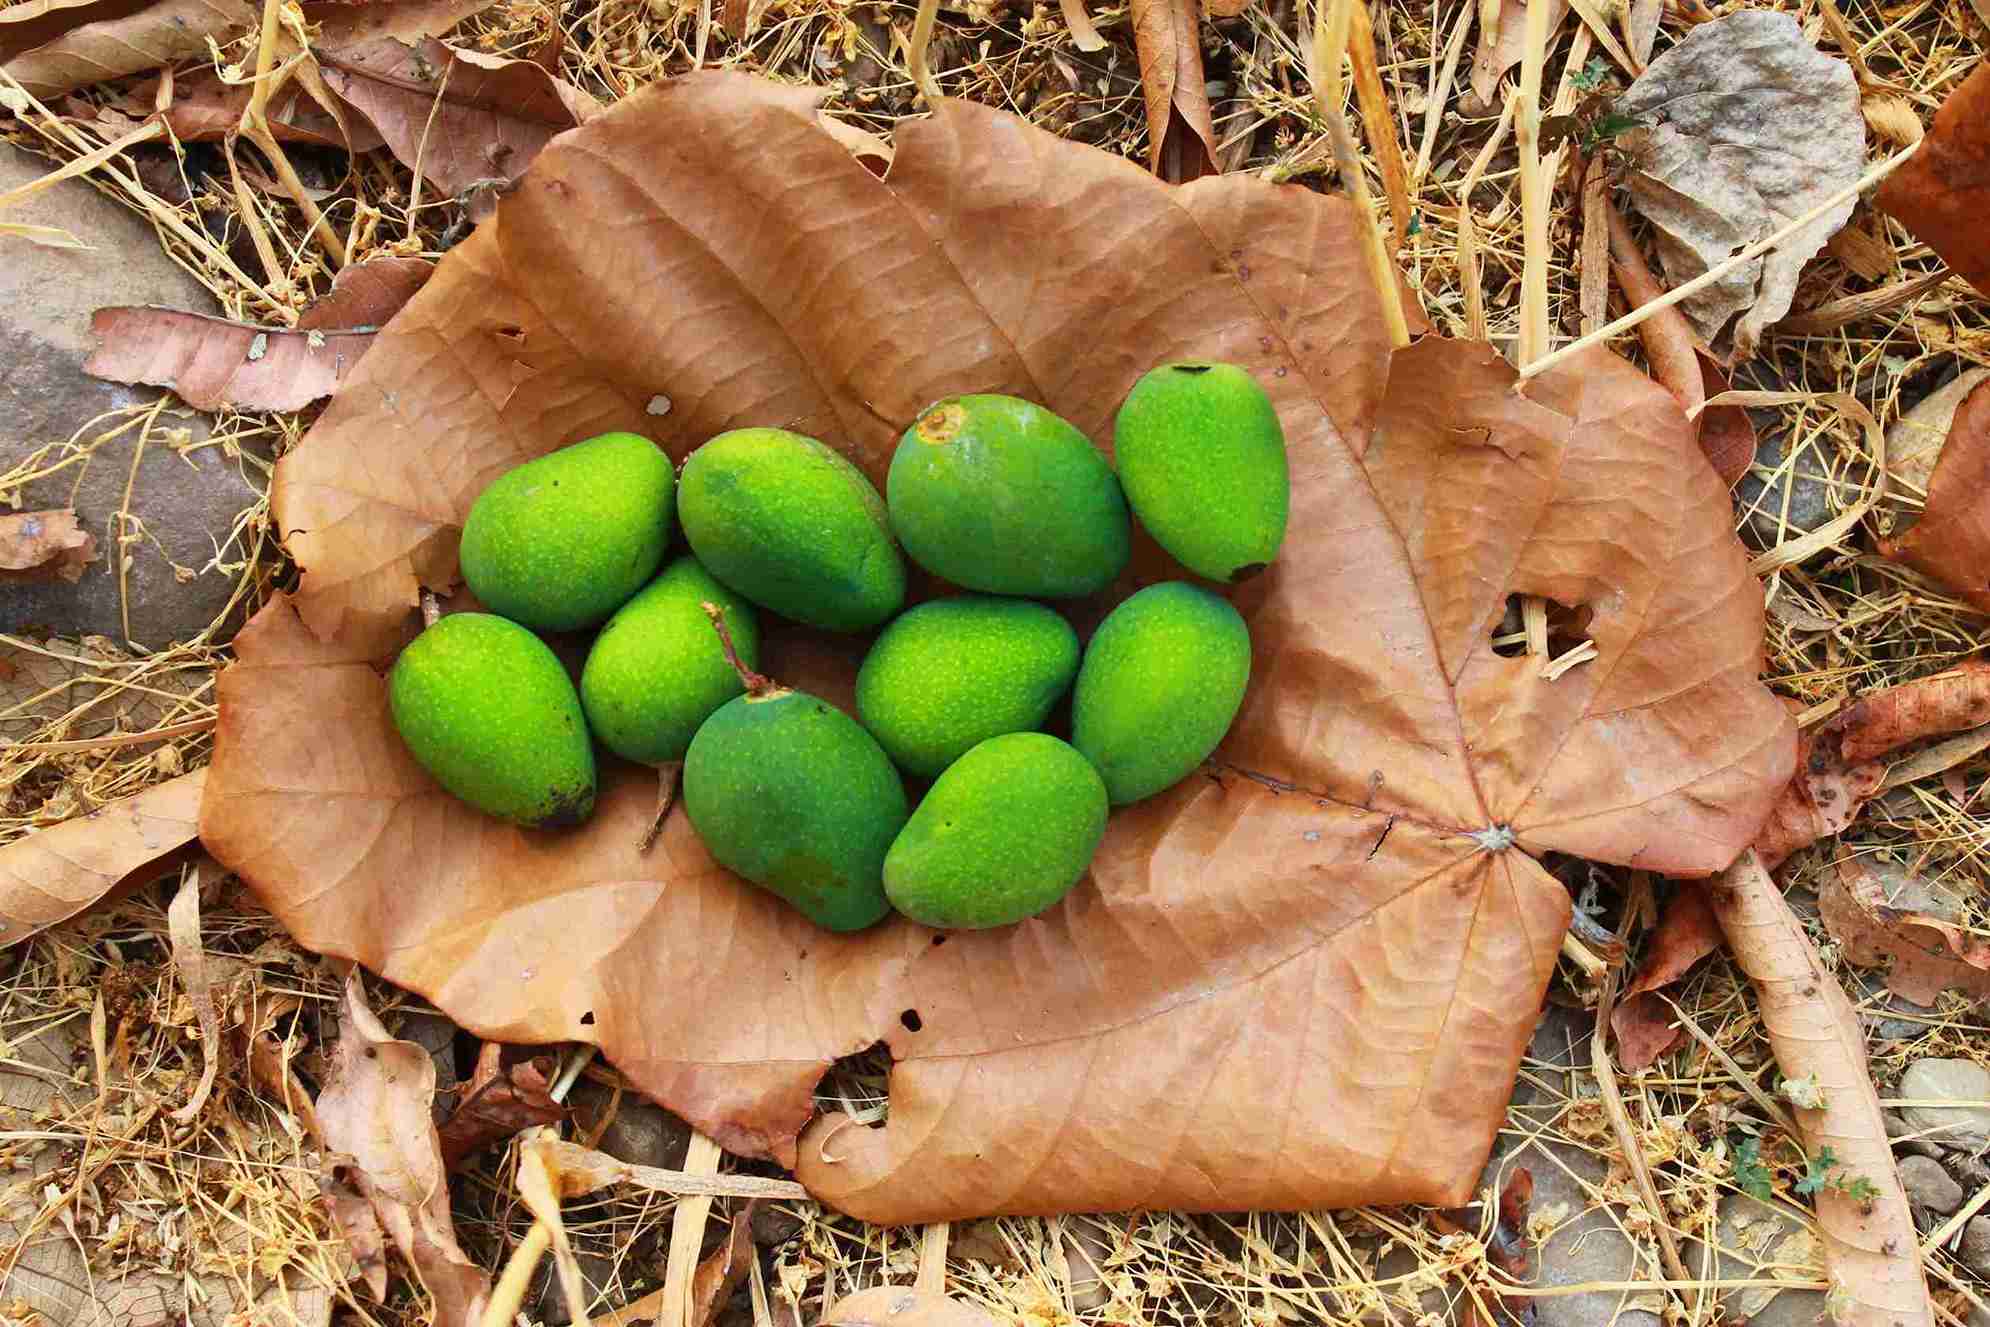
xmin=458 ymin=431 xmax=676 ymax=633
xmin=1112 ymin=363 xmax=1288 ymax=583
xmin=580 ymin=556 xmax=760 ymax=766
xmin=679 ymin=427 xmax=905 ymax=632
xmin=855 ymin=596 xmax=1079 ymax=779
xmin=683 ymin=687 xmax=908 ymax=932
xmin=388 ymin=612 xmax=596 ymax=827
xmin=1072 ymin=582 xmax=1251 ymax=805
xmin=887 ymin=394 xmax=1131 ymax=598
xmin=885 ymin=732 xmax=1107 ymax=930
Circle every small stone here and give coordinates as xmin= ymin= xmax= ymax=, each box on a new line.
xmin=1682 ymin=1194 xmax=1824 ymax=1326
xmin=1958 ymin=1215 xmax=1990 ymax=1280
xmin=1735 ymin=428 xmax=1840 ymax=548
xmin=0 ymin=145 xmax=261 ymax=648
xmin=1897 ymin=1155 xmax=1964 ymax=1215
xmin=1899 ymin=1059 xmax=1990 ymax=1151
xmin=391 ymin=1011 xmax=461 ymax=1123
xmin=568 ymin=1081 xmax=691 ymax=1169
xmin=1474 ymin=1135 xmax=1662 ymax=1327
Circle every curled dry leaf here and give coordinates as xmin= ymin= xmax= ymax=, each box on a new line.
xmin=0 ymin=0 xmax=141 ymax=62
xmin=0 ymin=0 xmax=252 ymax=98
xmin=0 ymin=508 xmax=96 ymax=582
xmin=1467 ymin=0 xmax=1567 ymax=110
xmin=1708 ymin=850 xmax=1933 ymax=1327
xmin=0 ymin=768 xmax=203 ymax=948
xmin=1874 ymin=62 xmax=1990 ymax=298
xmin=1129 ymin=0 xmax=1219 ymax=180
xmin=318 ymin=36 xmax=600 ymax=197
xmin=1878 ymin=376 xmax=1990 ymax=614
xmin=1606 ymin=199 xmax=1754 ymax=486
xmin=154 ymin=67 xmax=384 ymax=151
xmin=298 ymin=255 xmax=436 ymax=331
xmin=201 ymin=73 xmax=1793 ymax=1222
xmin=1885 ymin=367 xmax=1989 ymax=498
xmin=318 ymin=970 xmax=490 ymax=1326
xmin=822 ymin=1287 xmax=1001 ymax=1327
xmin=436 ymin=1041 xmax=564 ymax=1169
xmin=1615 ymin=11 xmax=1864 ymax=360
xmin=85 ymin=307 xmax=375 ymax=412
xmin=1823 ymin=859 xmax=1990 ymax=1008
xmin=1610 ymin=881 xmax=1721 ymax=1070
xmin=1755 ymin=661 xmax=1990 ymax=870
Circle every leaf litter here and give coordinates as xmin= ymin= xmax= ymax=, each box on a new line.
xmin=202 ymin=72 xmax=1793 ymax=1223
xmin=0 ymin=0 xmax=1986 ymax=1320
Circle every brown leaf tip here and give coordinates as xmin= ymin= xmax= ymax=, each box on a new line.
xmin=914 ymin=401 xmax=967 ymax=446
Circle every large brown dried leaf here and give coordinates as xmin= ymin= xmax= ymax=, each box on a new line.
xmin=1128 ymin=0 xmax=1218 ymax=180
xmin=1873 ymin=63 xmax=1990 ymax=297
xmin=318 ymin=971 xmax=489 ymax=1326
xmin=1615 ymin=11 xmax=1864 ymax=360
xmin=1879 ymin=376 xmax=1990 ymax=614
xmin=85 ymin=307 xmax=376 ymax=411
xmin=317 ymin=36 xmax=599 ymax=197
xmin=0 ymin=508 xmax=96 ymax=582
xmin=200 ymin=73 xmax=1794 ymax=1222
xmin=1710 ymin=850 xmax=1933 ymax=1327
xmin=1 ymin=0 xmax=252 ymax=98
xmin=0 ymin=768 xmax=203 ymax=947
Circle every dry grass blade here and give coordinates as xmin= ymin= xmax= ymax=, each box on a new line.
xmin=1346 ymin=0 xmax=1410 ymax=245
xmin=1708 ymin=849 xmax=1932 ymax=1327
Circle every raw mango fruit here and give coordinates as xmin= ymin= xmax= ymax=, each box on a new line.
xmin=1072 ymin=582 xmax=1250 ymax=805
xmin=885 ymin=733 xmax=1107 ymax=929
xmin=580 ymin=557 xmax=759 ymax=766
xmin=888 ymin=395 xmax=1131 ymax=598
xmin=389 ymin=612 xmax=596 ymax=827
xmin=683 ymin=667 xmax=908 ymax=932
xmin=679 ymin=428 xmax=904 ymax=631
xmin=458 ymin=431 xmax=675 ymax=632
xmin=856 ymin=596 xmax=1080 ymax=778
xmin=1113 ymin=363 xmax=1288 ymax=583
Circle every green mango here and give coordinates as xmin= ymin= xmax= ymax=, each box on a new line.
xmin=679 ymin=428 xmax=904 ymax=631
xmin=580 ymin=556 xmax=760 ymax=766
xmin=884 ymin=732 xmax=1107 ymax=930
xmin=855 ymin=596 xmax=1079 ymax=779
xmin=887 ymin=394 xmax=1130 ymax=598
xmin=1112 ymin=363 xmax=1288 ymax=583
xmin=1072 ymin=582 xmax=1251 ymax=805
xmin=389 ymin=612 xmax=596 ymax=827
xmin=684 ymin=672 xmax=908 ymax=932
xmin=458 ymin=431 xmax=675 ymax=632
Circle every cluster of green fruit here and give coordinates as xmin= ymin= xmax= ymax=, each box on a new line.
xmin=389 ymin=363 xmax=1288 ymax=933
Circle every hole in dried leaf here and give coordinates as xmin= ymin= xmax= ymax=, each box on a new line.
xmin=1488 ymin=593 xmax=1595 ymax=662
xmin=579 ymin=1010 xmax=595 ymax=1026
xmin=899 ymin=1009 xmax=923 ymax=1032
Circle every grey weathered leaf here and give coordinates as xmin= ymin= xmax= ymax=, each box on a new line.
xmin=1615 ymin=10 xmax=1863 ymax=359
